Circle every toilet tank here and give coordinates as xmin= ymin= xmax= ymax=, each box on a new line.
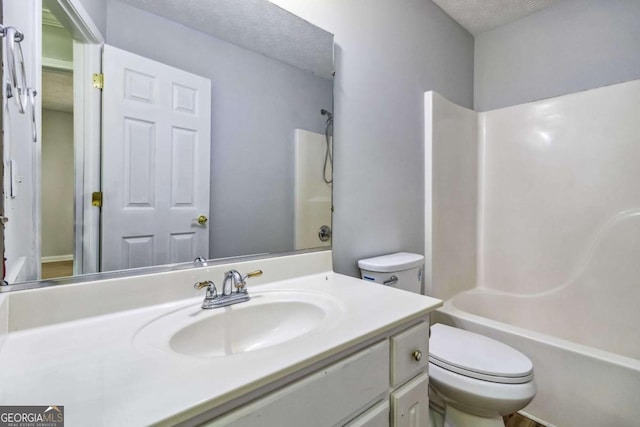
xmin=358 ymin=252 xmax=424 ymax=294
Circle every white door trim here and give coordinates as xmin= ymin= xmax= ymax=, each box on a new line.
xmin=44 ymin=0 xmax=104 ymax=44
xmin=47 ymin=0 xmax=104 ymax=274
xmin=72 ymin=42 xmax=102 ymax=274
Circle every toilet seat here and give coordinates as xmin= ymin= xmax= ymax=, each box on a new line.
xmin=429 ymin=324 xmax=533 ymax=384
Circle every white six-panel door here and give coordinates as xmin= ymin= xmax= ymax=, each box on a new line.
xmin=101 ymin=45 xmax=211 ymax=271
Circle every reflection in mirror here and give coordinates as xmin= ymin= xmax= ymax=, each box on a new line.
xmin=2 ymin=0 xmax=334 ymax=287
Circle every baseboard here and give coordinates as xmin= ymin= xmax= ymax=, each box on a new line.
xmin=42 ymin=255 xmax=73 ymax=263
xmin=518 ymin=410 xmax=555 ymax=427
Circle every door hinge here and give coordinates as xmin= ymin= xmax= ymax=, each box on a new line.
xmin=92 ymin=73 xmax=104 ymax=90
xmin=92 ymin=191 xmax=103 ymax=207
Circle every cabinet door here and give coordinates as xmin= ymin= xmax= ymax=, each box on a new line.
xmin=390 ymin=373 xmax=429 ymax=427
xmin=206 ymin=341 xmax=389 ymax=427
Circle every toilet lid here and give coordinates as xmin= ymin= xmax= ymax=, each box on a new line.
xmin=429 ymin=324 xmax=533 ymax=384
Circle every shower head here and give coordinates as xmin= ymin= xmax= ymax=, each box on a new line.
xmin=321 ymin=109 xmax=333 ymax=120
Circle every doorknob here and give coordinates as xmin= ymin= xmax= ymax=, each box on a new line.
xmin=197 ymin=215 xmax=208 ymax=225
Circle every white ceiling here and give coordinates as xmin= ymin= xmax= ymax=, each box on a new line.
xmin=432 ymin=0 xmax=562 ymax=35
xmin=119 ymin=0 xmax=334 ymax=78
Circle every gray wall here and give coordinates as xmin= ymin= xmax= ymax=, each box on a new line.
xmin=41 ymin=109 xmax=74 ymax=258
xmin=105 ymin=0 xmax=332 ymax=259
xmin=77 ymin=0 xmax=106 ymax=38
xmin=273 ymin=0 xmax=474 ymax=277
xmin=475 ymin=0 xmax=640 ymax=111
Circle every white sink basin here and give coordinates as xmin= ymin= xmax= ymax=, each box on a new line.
xmin=134 ymin=290 xmax=343 ymax=358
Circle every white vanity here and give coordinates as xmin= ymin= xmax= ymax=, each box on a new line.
xmin=0 ymin=251 xmax=441 ymax=426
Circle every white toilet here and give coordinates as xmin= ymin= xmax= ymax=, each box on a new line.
xmin=358 ymin=252 xmax=536 ymax=427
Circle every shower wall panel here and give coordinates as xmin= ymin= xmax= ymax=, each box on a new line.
xmin=425 ymin=92 xmax=478 ymax=300
xmin=479 ymin=79 xmax=640 ymax=294
xmin=294 ymin=129 xmax=332 ymax=251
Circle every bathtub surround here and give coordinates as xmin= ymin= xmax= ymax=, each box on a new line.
xmin=293 ymin=130 xmax=332 ymax=251
xmin=424 ymin=93 xmax=477 ymax=300
xmin=426 ymin=79 xmax=640 ymax=426
xmin=479 ymin=80 xmax=640 ymax=297
xmin=474 ymin=0 xmax=640 ymax=111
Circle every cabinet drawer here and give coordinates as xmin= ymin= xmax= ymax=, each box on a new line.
xmin=207 ymin=341 xmax=389 ymax=427
xmin=390 ymin=321 xmax=429 ymax=386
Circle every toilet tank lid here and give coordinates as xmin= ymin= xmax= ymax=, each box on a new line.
xmin=357 ymin=252 xmax=424 ymax=272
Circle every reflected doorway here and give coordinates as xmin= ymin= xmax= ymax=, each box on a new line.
xmin=41 ymin=7 xmax=74 ymax=279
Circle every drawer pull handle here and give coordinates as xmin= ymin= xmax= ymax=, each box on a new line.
xmin=412 ymin=350 xmax=422 ymax=361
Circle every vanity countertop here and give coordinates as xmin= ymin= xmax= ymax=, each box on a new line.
xmin=0 ymin=272 xmax=441 ymax=426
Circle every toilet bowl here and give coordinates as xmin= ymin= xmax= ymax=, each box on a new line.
xmin=357 ymin=253 xmax=536 ymax=427
xmin=429 ymin=323 xmax=536 ymax=427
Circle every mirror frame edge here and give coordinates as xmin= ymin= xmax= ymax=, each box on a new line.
xmin=0 ymin=247 xmax=332 ymax=293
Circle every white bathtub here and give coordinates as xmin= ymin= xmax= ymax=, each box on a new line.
xmin=433 ymin=291 xmax=640 ymax=427
xmin=424 ymin=79 xmax=640 ymax=426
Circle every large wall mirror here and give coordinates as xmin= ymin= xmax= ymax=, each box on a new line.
xmin=2 ymin=0 xmax=334 ymax=288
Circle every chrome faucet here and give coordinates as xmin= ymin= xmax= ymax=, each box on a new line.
xmin=193 ymin=256 xmax=208 ymax=267
xmin=193 ymin=269 xmax=263 ymax=309
xmin=222 ymin=269 xmax=244 ymax=296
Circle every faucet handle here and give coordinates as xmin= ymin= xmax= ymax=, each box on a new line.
xmin=239 ymin=270 xmax=263 ymax=287
xmin=194 ymin=280 xmax=219 ymax=309
xmin=244 ymin=270 xmax=263 ymax=279
xmin=194 ymin=280 xmax=218 ymax=301
xmin=194 ymin=280 xmax=211 ymax=290
xmin=234 ymin=270 xmax=263 ymax=292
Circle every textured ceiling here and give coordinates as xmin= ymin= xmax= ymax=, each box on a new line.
xmin=119 ymin=0 xmax=334 ymax=78
xmin=43 ymin=69 xmax=73 ymax=113
xmin=432 ymin=0 xmax=562 ymax=35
